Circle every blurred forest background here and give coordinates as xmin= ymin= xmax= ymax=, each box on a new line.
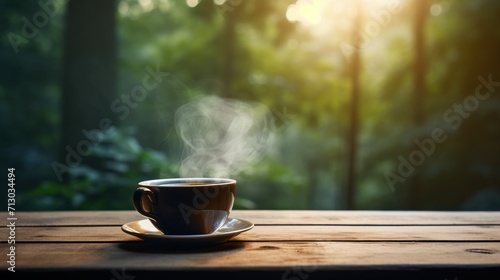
xmin=1 ymin=0 xmax=500 ymax=211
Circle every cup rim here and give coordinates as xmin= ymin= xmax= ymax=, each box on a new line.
xmin=139 ymin=178 xmax=236 ymax=187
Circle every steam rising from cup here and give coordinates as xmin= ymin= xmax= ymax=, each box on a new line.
xmin=175 ymin=95 xmax=276 ymax=178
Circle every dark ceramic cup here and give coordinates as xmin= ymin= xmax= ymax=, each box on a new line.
xmin=133 ymin=178 xmax=236 ymax=235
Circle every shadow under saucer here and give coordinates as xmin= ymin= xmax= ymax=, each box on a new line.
xmin=117 ymin=239 xmax=246 ymax=254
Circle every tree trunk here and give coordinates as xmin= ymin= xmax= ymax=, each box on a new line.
xmin=58 ymin=0 xmax=117 ymax=182
xmin=345 ymin=0 xmax=363 ymax=210
xmin=223 ymin=10 xmax=235 ymax=98
xmin=408 ymin=0 xmax=427 ymax=209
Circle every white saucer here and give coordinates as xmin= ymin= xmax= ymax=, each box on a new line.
xmin=121 ymin=217 xmax=254 ymax=246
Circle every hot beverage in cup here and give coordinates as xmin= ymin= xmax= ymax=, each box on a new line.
xmin=133 ymin=178 xmax=236 ymax=235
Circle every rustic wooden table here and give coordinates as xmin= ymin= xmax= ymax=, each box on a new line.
xmin=1 ymin=210 xmax=500 ymax=279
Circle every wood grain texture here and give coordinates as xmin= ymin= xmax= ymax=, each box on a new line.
xmin=2 ymin=225 xmax=500 ymax=243
xmin=5 ymin=210 xmax=500 ymax=226
xmin=2 ymin=242 xmax=499 ymax=270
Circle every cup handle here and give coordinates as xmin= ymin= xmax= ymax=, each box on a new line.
xmin=133 ymin=187 xmax=161 ymax=222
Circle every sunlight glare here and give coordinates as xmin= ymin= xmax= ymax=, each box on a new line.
xmin=430 ymin=4 xmax=443 ymax=16
xmin=118 ymin=1 xmax=129 ymax=16
xmin=286 ymin=4 xmax=299 ymax=22
xmin=286 ymin=0 xmax=324 ymax=26
xmin=186 ymin=0 xmax=200 ymax=8
xmin=214 ymin=0 xmax=227 ymax=5
xmin=139 ymin=0 xmax=154 ymax=12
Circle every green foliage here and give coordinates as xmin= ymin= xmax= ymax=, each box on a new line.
xmin=236 ymin=156 xmax=308 ymax=209
xmin=21 ymin=126 xmax=178 ymax=210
